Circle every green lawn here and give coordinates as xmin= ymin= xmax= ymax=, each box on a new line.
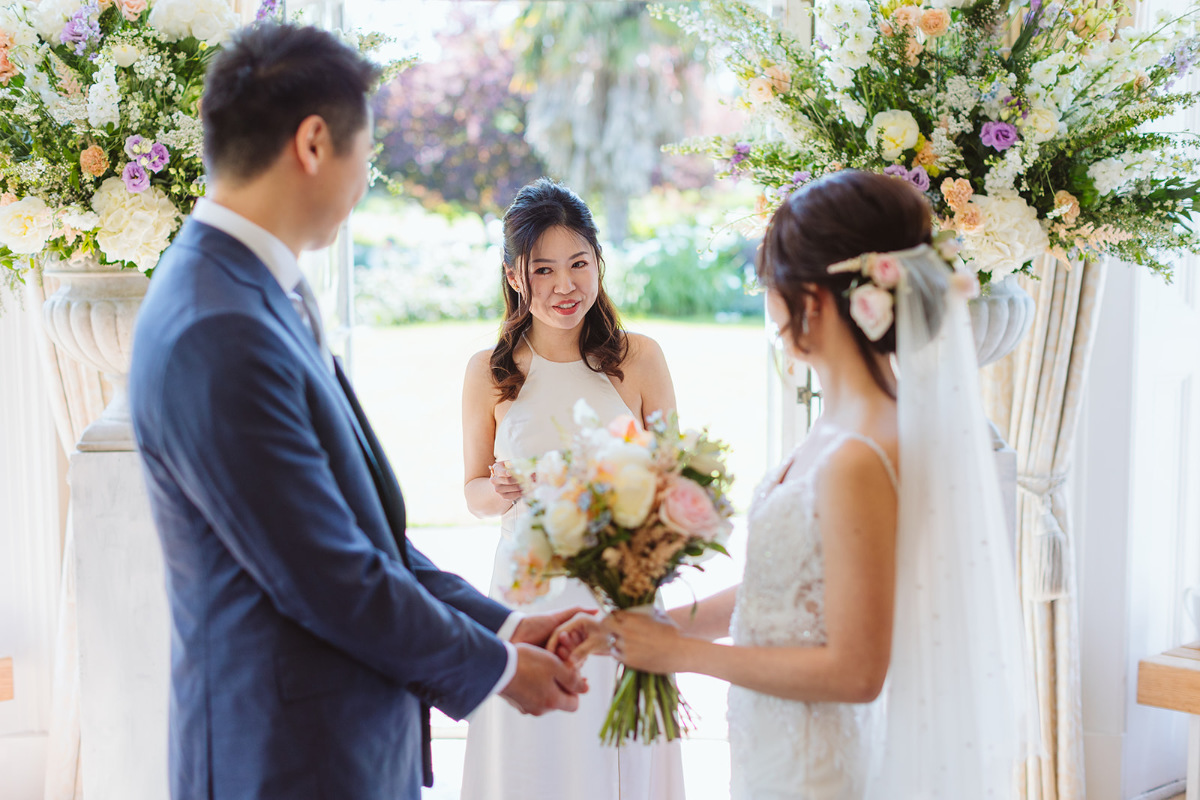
xmin=351 ymin=318 xmax=771 ymax=527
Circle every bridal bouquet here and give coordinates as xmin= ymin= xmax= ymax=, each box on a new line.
xmin=507 ymin=400 xmax=734 ymax=744
xmin=661 ymin=0 xmax=1200 ymax=285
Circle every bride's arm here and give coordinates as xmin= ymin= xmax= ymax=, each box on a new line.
xmin=612 ymin=441 xmax=898 ymax=703
xmin=668 ymin=586 xmax=739 ymax=641
xmin=462 ymin=350 xmax=519 ymax=518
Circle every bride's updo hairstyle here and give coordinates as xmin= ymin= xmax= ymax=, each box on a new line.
xmin=756 ymin=170 xmax=933 ymax=397
xmin=490 ymin=178 xmax=628 ymax=402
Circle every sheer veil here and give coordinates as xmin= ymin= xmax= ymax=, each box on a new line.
xmin=864 ymin=245 xmax=1031 ymax=798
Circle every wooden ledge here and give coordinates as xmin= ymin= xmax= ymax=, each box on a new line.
xmin=0 ymin=657 xmax=12 ymax=702
xmin=1138 ymin=641 xmax=1200 ymax=715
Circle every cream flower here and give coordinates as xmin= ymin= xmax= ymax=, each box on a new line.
xmin=91 ymin=176 xmax=180 ymax=271
xmin=1022 ymin=106 xmax=1060 ymax=144
xmin=747 ymin=76 xmax=775 ymax=104
xmin=536 ymin=450 xmax=569 ymax=489
xmin=610 ymin=463 xmax=656 ymax=529
xmin=866 ymin=109 xmax=920 ymax=160
xmin=148 ymin=0 xmax=239 ymax=46
xmin=958 ymin=194 xmax=1049 ymax=280
xmin=543 ymin=499 xmax=588 ymax=557
xmin=0 ymin=196 xmax=54 ymax=254
xmin=513 ymin=514 xmax=554 ymax=565
xmin=111 ymin=42 xmax=141 ymax=67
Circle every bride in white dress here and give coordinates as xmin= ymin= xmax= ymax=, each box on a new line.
xmin=557 ymin=170 xmax=1030 ymax=799
xmin=459 ymin=179 xmax=686 ymax=800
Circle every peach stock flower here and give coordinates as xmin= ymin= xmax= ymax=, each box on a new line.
xmin=940 ymin=177 xmax=974 ymax=212
xmin=919 ymin=8 xmax=952 ymax=37
xmin=955 ymin=202 xmax=983 ymax=233
xmin=80 ymin=145 xmax=109 ymax=177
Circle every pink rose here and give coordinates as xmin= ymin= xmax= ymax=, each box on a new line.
xmin=121 ymin=0 xmax=147 ymax=21
xmin=865 ymin=254 xmax=902 ymax=289
xmin=659 ymin=476 xmax=728 ymax=541
xmin=848 ymin=284 xmax=895 ymax=342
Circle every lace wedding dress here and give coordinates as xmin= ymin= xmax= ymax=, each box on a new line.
xmin=460 ymin=340 xmax=684 ymax=800
xmin=727 ymin=429 xmax=897 ymax=800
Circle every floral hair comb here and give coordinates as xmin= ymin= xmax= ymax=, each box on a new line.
xmin=826 ymin=252 xmax=903 ymax=342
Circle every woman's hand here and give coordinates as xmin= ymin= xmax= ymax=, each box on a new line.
xmin=604 ymin=610 xmax=687 ymax=674
xmin=489 ymin=460 xmax=523 ymax=505
xmin=548 ymin=611 xmax=607 ymax=665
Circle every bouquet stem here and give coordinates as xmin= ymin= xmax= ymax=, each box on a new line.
xmin=599 ymin=665 xmax=696 ymax=745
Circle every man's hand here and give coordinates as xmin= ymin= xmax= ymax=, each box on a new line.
xmin=511 ymin=607 xmax=596 ymax=649
xmin=548 ymin=611 xmax=608 ymax=665
xmin=499 ymin=643 xmax=588 ymax=716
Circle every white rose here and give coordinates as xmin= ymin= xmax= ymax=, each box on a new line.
xmin=543 ymin=499 xmax=588 ymax=557
xmin=597 ymin=438 xmax=653 ymax=471
xmin=513 ymin=514 xmax=553 ymax=565
xmin=91 ymin=177 xmax=181 ymax=272
xmin=0 ymin=196 xmax=54 ymax=254
xmin=610 ymin=464 xmax=656 ymax=529
xmin=187 ymin=0 xmax=239 ymax=45
xmin=111 ymin=43 xmax=142 ymax=68
xmin=866 ymin=109 xmax=920 ymax=160
xmin=687 ymin=449 xmax=727 ymax=479
xmin=959 ymin=195 xmax=1049 ymax=280
xmin=149 ymin=0 xmax=238 ymax=45
xmin=573 ymin=398 xmax=600 ymax=428
xmin=1023 ymin=106 xmax=1060 ymax=144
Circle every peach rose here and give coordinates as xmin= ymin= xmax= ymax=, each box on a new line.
xmin=849 ymin=284 xmax=895 ymax=341
xmin=919 ymin=8 xmax=951 ymax=37
xmin=121 ymin=0 xmax=147 ymax=21
xmin=1053 ymin=190 xmax=1081 ymax=225
xmin=747 ymin=76 xmax=775 ymax=104
xmin=659 ymin=475 xmax=728 ymax=541
xmin=940 ymin=177 xmax=974 ymax=212
xmin=893 ymin=5 xmax=921 ymax=30
xmin=80 ymin=145 xmax=108 ymax=177
xmin=880 ymin=20 xmax=896 ymax=36
xmin=905 ymin=38 xmax=924 ymax=65
xmin=765 ymin=65 xmax=791 ymax=94
xmin=0 ymin=193 xmax=16 ymax=206
xmin=955 ymin=202 xmax=983 ymax=233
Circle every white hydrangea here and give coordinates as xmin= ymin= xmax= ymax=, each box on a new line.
xmin=91 ymin=177 xmax=181 ymax=272
xmin=86 ymin=62 xmax=121 ymax=130
xmin=148 ymin=0 xmax=240 ymax=46
xmin=959 ymin=195 xmax=1049 ymax=280
xmin=31 ymin=0 xmax=84 ymax=45
xmin=1087 ymin=151 xmax=1157 ymax=195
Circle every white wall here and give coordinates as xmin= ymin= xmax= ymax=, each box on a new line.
xmin=0 ymin=293 xmax=65 ymax=800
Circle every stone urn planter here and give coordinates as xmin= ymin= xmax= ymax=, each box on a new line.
xmin=969 ymin=274 xmax=1035 ymax=369
xmin=40 ymin=255 xmax=149 ymax=452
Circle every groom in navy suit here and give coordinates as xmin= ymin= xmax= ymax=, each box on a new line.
xmin=130 ymin=23 xmax=585 ymax=800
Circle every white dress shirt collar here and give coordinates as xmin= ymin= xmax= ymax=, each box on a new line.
xmin=192 ymin=198 xmax=303 ymax=294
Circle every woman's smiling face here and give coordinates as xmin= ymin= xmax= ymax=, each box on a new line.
xmin=509 ymin=225 xmax=599 ymax=332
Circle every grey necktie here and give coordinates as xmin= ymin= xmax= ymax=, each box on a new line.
xmin=290 ymin=276 xmax=335 ymax=372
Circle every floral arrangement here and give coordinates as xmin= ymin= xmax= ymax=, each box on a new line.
xmin=0 ymin=0 xmax=240 ymax=281
xmin=661 ymin=0 xmax=1200 ymax=285
xmin=508 ymin=400 xmax=734 ymax=744
xmin=0 ymin=0 xmax=408 ymax=290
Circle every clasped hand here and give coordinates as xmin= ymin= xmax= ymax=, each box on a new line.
xmin=548 ymin=608 xmax=685 ymax=675
xmin=498 ymin=607 xmax=594 ymax=716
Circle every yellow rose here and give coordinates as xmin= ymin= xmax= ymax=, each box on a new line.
xmin=610 ymin=464 xmax=657 ymax=529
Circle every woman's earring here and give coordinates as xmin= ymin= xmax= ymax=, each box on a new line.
xmin=801 ymin=316 xmax=810 ymax=337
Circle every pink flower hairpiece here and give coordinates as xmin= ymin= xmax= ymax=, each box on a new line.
xmin=826 ymin=252 xmax=903 ymax=342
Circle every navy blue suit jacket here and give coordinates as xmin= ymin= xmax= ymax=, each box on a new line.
xmin=130 ymin=219 xmax=511 ymax=800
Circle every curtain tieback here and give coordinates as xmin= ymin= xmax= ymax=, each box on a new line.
xmin=1017 ymin=472 xmax=1070 ymax=602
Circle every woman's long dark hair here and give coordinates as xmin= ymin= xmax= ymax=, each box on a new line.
xmin=491 ymin=178 xmax=628 ymax=402
xmin=756 ymin=170 xmax=933 ymax=399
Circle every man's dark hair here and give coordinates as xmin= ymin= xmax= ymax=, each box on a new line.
xmin=201 ymin=23 xmax=381 ymax=182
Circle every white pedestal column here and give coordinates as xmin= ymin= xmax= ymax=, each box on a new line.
xmin=70 ymin=450 xmax=169 ymax=800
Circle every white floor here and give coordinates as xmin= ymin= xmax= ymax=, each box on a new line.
xmin=408 ymin=523 xmax=748 ymax=800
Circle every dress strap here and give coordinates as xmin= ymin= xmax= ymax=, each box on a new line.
xmin=839 ymin=431 xmax=900 ymax=492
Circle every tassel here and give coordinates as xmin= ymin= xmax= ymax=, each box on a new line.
xmin=1029 ymin=507 xmax=1068 ymax=601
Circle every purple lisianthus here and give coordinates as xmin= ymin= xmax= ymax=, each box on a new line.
xmin=124 ymin=134 xmax=147 ymax=160
xmin=256 ymin=0 xmax=281 ymax=21
xmin=980 ymin=120 xmax=1019 ymax=151
xmin=60 ymin=4 xmax=101 ymax=56
xmin=883 ymin=164 xmax=910 ymax=179
xmin=731 ymin=142 xmax=751 ymax=165
xmin=791 ymin=170 xmax=812 ymax=185
xmin=122 ymin=162 xmax=150 ymax=193
xmin=906 ymin=165 xmax=931 ymax=192
xmin=145 ymin=142 xmax=170 ymax=173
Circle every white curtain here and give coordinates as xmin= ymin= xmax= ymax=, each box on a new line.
xmin=981 ymin=255 xmax=1106 ymax=800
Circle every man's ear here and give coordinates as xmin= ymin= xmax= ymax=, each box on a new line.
xmin=293 ymin=114 xmax=329 ymax=177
